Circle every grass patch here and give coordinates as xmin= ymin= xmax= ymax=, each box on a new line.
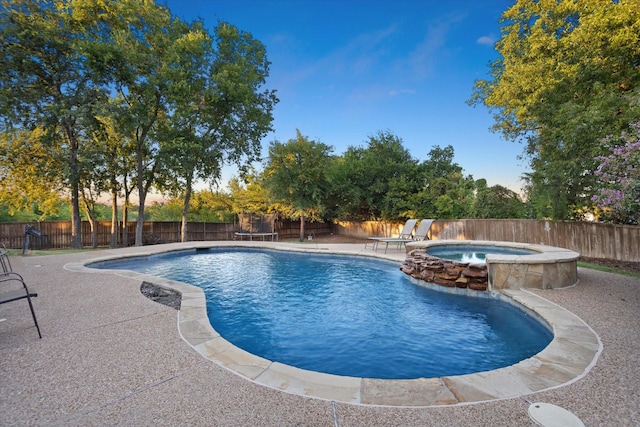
xmin=578 ymin=261 xmax=640 ymax=279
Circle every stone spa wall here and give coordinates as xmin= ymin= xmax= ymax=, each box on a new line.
xmin=403 ymin=241 xmax=580 ymax=290
xmin=401 ymin=249 xmax=488 ymax=291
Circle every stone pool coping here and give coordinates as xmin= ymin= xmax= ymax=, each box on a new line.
xmin=65 ymin=241 xmax=601 ymax=407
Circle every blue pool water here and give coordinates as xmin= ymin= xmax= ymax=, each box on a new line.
xmin=91 ymin=248 xmax=552 ymax=379
xmin=427 ymin=244 xmax=538 ymax=263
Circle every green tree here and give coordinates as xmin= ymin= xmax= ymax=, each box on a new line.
xmin=330 ymin=131 xmax=419 ymax=221
xmin=189 ymin=190 xmax=235 ymax=223
xmin=146 ymin=191 xmax=236 ymax=223
xmin=90 ymin=106 xmax=138 ymax=248
xmin=1 ymin=0 xmax=276 ymax=247
xmin=145 ymin=201 xmax=183 ymax=222
xmin=0 ymin=0 xmax=107 ymax=248
xmin=155 ymin=21 xmax=277 ymax=242
xmin=411 ymin=145 xmax=475 ymax=219
xmin=0 ymin=128 xmax=65 ymax=220
xmin=263 ymin=130 xmax=334 ymax=241
xmin=77 ymin=0 xmax=197 ymax=246
xmin=469 ymin=0 xmax=640 ymax=219
xmin=473 ymin=180 xmax=525 ymax=219
xmin=228 ymin=175 xmax=272 ymax=215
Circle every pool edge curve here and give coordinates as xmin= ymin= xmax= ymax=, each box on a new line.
xmin=65 ymin=241 xmax=601 ymax=408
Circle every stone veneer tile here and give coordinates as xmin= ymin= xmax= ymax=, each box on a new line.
xmin=489 ymin=264 xmax=510 ymax=290
xmin=256 ymin=362 xmax=362 ymax=403
xmin=361 ymin=378 xmax=458 ymax=406
xmin=195 ymin=338 xmax=272 ymax=379
xmin=178 ymin=290 xmax=207 ymax=306
xmin=543 ymin=262 xmax=577 ymax=289
xmin=553 ymin=323 xmax=599 ymax=344
xmin=523 ymin=264 xmax=544 ymax=289
xmin=534 ymin=337 xmax=600 ymax=374
xmin=179 ymin=317 xmax=217 ymax=346
xmin=178 ymin=305 xmax=210 ymax=323
xmin=442 ymin=364 xmax=560 ymax=402
xmin=527 ymin=263 xmax=544 ymax=274
xmin=506 ymin=264 xmax=530 ymax=288
xmin=513 ymin=357 xmax=576 ymax=385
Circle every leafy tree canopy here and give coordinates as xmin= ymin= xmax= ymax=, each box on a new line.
xmin=473 ymin=182 xmax=525 ymax=219
xmin=228 ymin=174 xmax=272 ymax=215
xmin=0 ymin=0 xmax=277 ymax=246
xmin=263 ymin=130 xmax=334 ymax=239
xmin=410 ymin=145 xmax=476 ymax=219
xmin=330 ymin=130 xmax=419 ymax=221
xmin=263 ymin=130 xmax=334 ymax=218
xmin=470 ymin=0 xmax=640 ymax=219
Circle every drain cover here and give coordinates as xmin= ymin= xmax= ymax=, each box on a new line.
xmin=528 ymin=402 xmax=585 ymax=427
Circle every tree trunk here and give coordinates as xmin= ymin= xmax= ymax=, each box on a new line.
xmin=134 ymin=138 xmax=147 ymax=246
xmin=70 ymin=187 xmax=83 ymax=249
xmin=67 ymin=128 xmax=83 ymax=249
xmin=122 ymin=201 xmax=129 ymax=247
xmin=80 ymin=194 xmax=98 ymax=249
xmin=122 ymin=178 xmax=131 ymax=247
xmin=135 ymin=191 xmax=146 ymax=246
xmin=299 ymin=214 xmax=305 ymax=242
xmin=110 ymin=189 xmax=119 ymax=248
xmin=89 ymin=216 xmax=97 ymax=248
xmin=181 ymin=183 xmax=192 ymax=243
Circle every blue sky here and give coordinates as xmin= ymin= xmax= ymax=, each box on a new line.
xmin=162 ymin=0 xmax=527 ymax=192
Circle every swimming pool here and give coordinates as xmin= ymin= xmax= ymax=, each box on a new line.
xmin=90 ymin=248 xmax=552 ymax=379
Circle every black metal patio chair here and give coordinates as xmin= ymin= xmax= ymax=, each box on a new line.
xmin=0 ymin=246 xmax=42 ymax=338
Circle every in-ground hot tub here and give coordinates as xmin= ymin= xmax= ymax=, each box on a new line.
xmin=406 ymin=240 xmax=579 ymax=290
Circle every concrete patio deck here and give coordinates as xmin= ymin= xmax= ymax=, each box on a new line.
xmin=1 ymin=241 xmax=639 ymax=426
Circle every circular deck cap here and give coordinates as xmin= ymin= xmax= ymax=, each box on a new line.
xmin=528 ymin=402 xmax=585 ymax=427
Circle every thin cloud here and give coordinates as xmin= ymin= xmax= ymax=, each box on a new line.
xmin=477 ymin=35 xmax=496 ymax=46
xmin=324 ymin=24 xmax=399 ymax=76
xmin=345 ymin=86 xmax=416 ymax=103
xmin=274 ymin=24 xmax=399 ymax=95
xmin=405 ymin=13 xmax=466 ymax=80
xmin=388 ymin=89 xmax=416 ymax=97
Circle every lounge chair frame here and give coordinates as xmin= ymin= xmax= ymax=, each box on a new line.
xmin=365 ymin=219 xmax=417 ymax=251
xmin=366 ymin=219 xmax=434 ymax=253
xmin=0 ymin=247 xmax=42 ymax=338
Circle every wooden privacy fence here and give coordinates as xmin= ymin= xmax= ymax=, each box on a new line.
xmin=432 ymin=219 xmax=640 ymax=263
xmin=1 ymin=219 xmax=638 ymax=262
xmin=0 ymin=221 xmax=236 ymax=249
xmin=0 ymin=219 xmax=333 ymax=250
xmin=335 ymin=219 xmax=640 ymax=263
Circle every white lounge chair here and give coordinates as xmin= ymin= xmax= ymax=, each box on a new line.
xmin=367 ymin=219 xmax=434 ymax=253
xmin=365 ymin=219 xmax=417 ymax=252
